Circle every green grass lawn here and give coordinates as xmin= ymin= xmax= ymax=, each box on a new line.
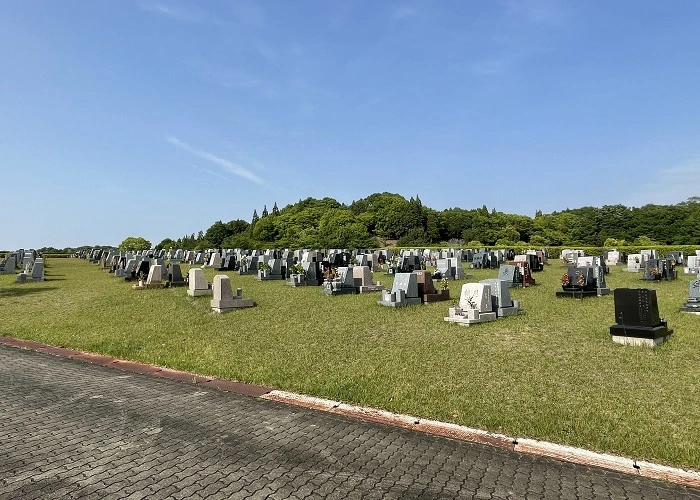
xmin=1 ymin=258 xmax=698 ymax=469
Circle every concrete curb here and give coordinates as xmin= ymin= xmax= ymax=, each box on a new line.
xmin=2 ymin=336 xmax=698 ymax=490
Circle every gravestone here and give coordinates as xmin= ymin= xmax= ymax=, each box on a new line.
xmin=509 ymin=261 xmax=536 ymax=287
xmin=303 ymin=260 xmax=323 ymax=286
xmin=187 ymin=268 xmax=212 ymax=297
xmin=444 ymin=283 xmax=498 ymax=325
xmin=133 ymin=264 xmax=162 ymax=289
xmin=480 ymin=278 xmax=519 ymax=317
xmin=641 ymin=258 xmax=677 ymax=281
xmin=679 ymin=278 xmax=700 ymax=315
xmin=415 ymin=270 xmax=449 ymax=303
xmin=556 ymin=267 xmax=597 ymax=299
xmin=353 ymin=266 xmax=383 ymax=293
xmin=685 ymin=255 xmax=700 ymax=274
xmin=434 ymin=259 xmax=452 ymax=279
xmin=377 ymin=273 xmax=421 ymax=307
xmin=0 ymin=255 xmax=16 ymax=274
xmin=625 ymin=254 xmax=642 ymax=272
xmin=609 ymin=288 xmax=672 ymax=346
xmin=210 ymin=275 xmax=254 ymax=312
xmin=207 ymin=253 xmax=222 ymax=269
xmin=30 ymin=259 xmax=44 ymax=281
xmin=168 ymin=263 xmax=186 ymax=287
xmin=323 ymin=267 xmax=356 ymax=295
xmin=497 ymin=265 xmax=522 ymax=288
xmin=258 ymin=258 xmax=284 ymax=281
xmin=471 ymin=252 xmax=488 ymax=269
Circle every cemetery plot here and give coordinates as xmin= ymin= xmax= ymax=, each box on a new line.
xmin=609 ymin=288 xmax=672 ymax=347
xmin=679 ymin=278 xmax=700 ymax=315
xmin=211 ymin=275 xmax=254 ymax=312
xmin=444 ymin=283 xmax=498 ymax=325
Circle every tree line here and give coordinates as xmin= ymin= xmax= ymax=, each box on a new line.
xmin=150 ymin=193 xmax=700 ymax=250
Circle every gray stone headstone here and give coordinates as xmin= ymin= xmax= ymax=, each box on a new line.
xmin=391 ymin=273 xmax=419 ymax=299
xmin=480 ymin=278 xmax=513 ymax=310
xmin=458 ymin=283 xmax=491 ymax=312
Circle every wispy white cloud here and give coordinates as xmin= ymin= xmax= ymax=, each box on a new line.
xmin=624 ymin=156 xmax=700 ymax=207
xmin=139 ymin=2 xmax=223 ymax=25
xmin=167 ymin=137 xmax=265 ymax=185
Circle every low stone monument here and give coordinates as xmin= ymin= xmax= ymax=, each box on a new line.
xmin=444 ymin=283 xmax=498 ymax=325
xmin=322 ymin=267 xmax=357 ymax=295
xmin=679 ymin=278 xmax=700 ymax=315
xmin=187 ymin=268 xmax=212 ymax=297
xmin=353 ymin=266 xmax=383 ymax=293
xmin=377 ymin=273 xmax=422 ymax=307
xmin=609 ymin=288 xmax=672 ymax=347
xmin=480 ymin=278 xmax=520 ymax=317
xmin=415 ymin=270 xmax=449 ymax=303
xmin=211 ymin=275 xmax=254 ymax=312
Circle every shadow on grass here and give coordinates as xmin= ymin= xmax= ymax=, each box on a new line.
xmin=0 ymin=286 xmax=59 ymax=298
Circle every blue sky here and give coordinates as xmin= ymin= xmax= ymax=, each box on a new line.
xmin=2 ymin=0 xmax=700 ymax=249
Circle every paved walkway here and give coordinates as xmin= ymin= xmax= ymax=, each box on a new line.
xmin=1 ymin=345 xmax=698 ymax=499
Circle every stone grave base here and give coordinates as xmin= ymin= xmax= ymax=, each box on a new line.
xmin=423 ymin=290 xmax=450 ymax=303
xmin=132 ymin=283 xmax=163 ymax=290
xmin=287 ymin=275 xmax=306 ymax=287
xmin=238 ymin=269 xmax=257 ymax=275
xmin=609 ymin=323 xmax=673 ymax=347
xmin=188 ymin=289 xmax=213 ymax=297
xmin=444 ymin=310 xmax=498 ymax=326
xmin=168 ymin=281 xmax=187 ymax=288
xmin=377 ymin=297 xmax=422 ymax=308
xmin=323 ymin=287 xmax=356 ymax=296
xmin=679 ymin=301 xmax=700 ymax=314
xmin=611 ymin=335 xmax=672 ymax=347
xmin=357 ymin=285 xmax=384 ymax=293
xmin=258 ymin=274 xmax=285 ymax=281
xmin=211 ymin=298 xmax=255 ymax=312
xmin=16 ymin=273 xmax=27 ymax=283
xmin=556 ymin=289 xmax=598 ymax=299
xmin=597 ymin=288 xmax=612 ymax=296
xmin=496 ymin=306 xmax=519 ymax=317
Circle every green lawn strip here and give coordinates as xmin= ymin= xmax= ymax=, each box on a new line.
xmin=0 ymin=258 xmax=698 ymax=469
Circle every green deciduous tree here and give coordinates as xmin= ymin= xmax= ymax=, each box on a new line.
xmin=118 ymin=236 xmax=151 ymax=251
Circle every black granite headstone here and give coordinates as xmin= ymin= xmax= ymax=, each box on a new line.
xmin=609 ymin=288 xmax=672 ymax=340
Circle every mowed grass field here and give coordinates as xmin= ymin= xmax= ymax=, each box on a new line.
xmin=1 ymin=257 xmax=698 ymax=470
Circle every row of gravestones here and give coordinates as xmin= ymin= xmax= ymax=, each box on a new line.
xmin=98 ymin=247 xmax=699 ymax=347
xmin=2 ymin=249 xmax=44 ymax=282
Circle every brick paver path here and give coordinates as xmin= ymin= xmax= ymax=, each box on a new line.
xmin=1 ymin=345 xmax=698 ymax=499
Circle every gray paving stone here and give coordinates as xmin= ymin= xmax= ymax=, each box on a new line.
xmin=1 ymin=344 xmax=699 ymax=500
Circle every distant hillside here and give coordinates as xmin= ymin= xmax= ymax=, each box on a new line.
xmin=151 ymin=193 xmax=700 ymax=251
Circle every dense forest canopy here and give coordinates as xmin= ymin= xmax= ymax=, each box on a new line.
xmin=149 ymin=194 xmax=700 ymax=251
xmin=36 ymin=194 xmax=700 ymax=253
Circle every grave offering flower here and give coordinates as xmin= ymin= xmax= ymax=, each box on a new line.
xmin=576 ymin=272 xmax=586 ymax=286
xmin=440 ymin=277 xmax=449 ymax=291
xmin=561 ymin=273 xmax=570 ymax=286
